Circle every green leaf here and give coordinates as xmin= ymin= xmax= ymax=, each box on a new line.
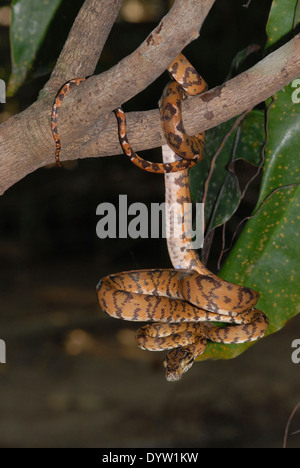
xmin=198 ymin=184 xmax=300 ymax=361
xmin=266 ymin=0 xmax=300 ymax=49
xmin=190 ymin=110 xmax=265 ymax=231
xmin=235 ymin=110 xmax=265 ymax=166
xmin=198 ymin=76 xmax=300 ymax=360
xmin=8 ymin=0 xmax=62 ymax=95
xmin=257 ymin=86 xmax=300 ymax=206
xmin=196 ymin=0 xmax=300 ymax=361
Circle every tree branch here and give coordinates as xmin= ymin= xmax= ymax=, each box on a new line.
xmin=63 ymin=33 xmax=300 ymax=159
xmin=0 ymin=2 xmax=299 ymax=198
xmin=57 ymin=0 xmax=216 ymax=133
xmin=0 ymin=0 xmax=215 ymax=195
xmin=44 ymin=0 xmax=125 ymax=94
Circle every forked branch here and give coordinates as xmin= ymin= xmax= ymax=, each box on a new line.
xmin=0 ymin=0 xmax=300 ymax=197
xmin=0 ymin=0 xmax=215 ymax=194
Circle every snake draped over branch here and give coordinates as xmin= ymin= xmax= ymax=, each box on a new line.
xmin=51 ymin=54 xmax=269 ymax=381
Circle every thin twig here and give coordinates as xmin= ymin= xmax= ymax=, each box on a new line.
xmin=240 ymin=97 xmax=274 ymax=200
xmin=217 ymin=97 xmax=274 ymax=267
xmin=217 ymin=223 xmax=227 ymax=271
xmin=202 ymin=126 xmax=241 ymax=264
xmin=202 ymin=107 xmax=253 ymax=205
xmin=201 ymin=229 xmax=215 ymax=267
xmin=202 ymin=108 xmax=253 ymax=267
xmin=283 ymin=401 xmax=300 ymax=448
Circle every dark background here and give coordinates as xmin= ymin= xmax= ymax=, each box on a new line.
xmin=0 ymin=0 xmax=299 ymax=448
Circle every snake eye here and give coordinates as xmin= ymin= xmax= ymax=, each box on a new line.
xmin=163 ymin=348 xmax=195 ymax=381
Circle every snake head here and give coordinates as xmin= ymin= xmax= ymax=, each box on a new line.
xmin=163 ymin=348 xmax=195 ymax=382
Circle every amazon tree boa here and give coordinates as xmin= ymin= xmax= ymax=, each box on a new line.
xmin=51 ymin=54 xmax=269 ymax=381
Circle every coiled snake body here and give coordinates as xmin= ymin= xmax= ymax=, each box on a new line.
xmin=51 ymin=54 xmax=269 ymax=381
xmin=97 ymin=54 xmax=269 ymax=381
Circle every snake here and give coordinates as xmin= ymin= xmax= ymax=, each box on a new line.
xmin=114 ymin=54 xmax=206 ymax=173
xmin=50 ymin=55 xmax=203 ymax=170
xmin=50 ymin=54 xmax=269 ymax=381
xmin=96 ymin=54 xmax=269 ymax=381
xmin=51 ymin=78 xmax=86 ymax=167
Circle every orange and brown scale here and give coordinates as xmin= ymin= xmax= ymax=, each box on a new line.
xmin=97 ymin=266 xmax=268 ymax=380
xmin=97 ymin=53 xmax=269 ymax=381
xmin=50 ymin=54 xmax=268 ymax=381
xmin=51 ymin=78 xmax=86 ymax=167
xmin=114 ymin=53 xmax=207 ymax=173
xmin=114 ymin=106 xmax=201 ymax=173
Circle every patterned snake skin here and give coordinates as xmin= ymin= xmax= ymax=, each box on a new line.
xmin=51 ymin=78 xmax=87 ymax=167
xmin=50 ymin=54 xmax=269 ymax=380
xmin=97 ymin=54 xmax=269 ymax=381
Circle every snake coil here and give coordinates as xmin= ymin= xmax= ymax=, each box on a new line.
xmin=51 ymin=54 xmax=268 ymax=381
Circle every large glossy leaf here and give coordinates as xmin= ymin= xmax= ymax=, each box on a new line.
xmin=8 ymin=0 xmax=62 ymax=95
xmin=197 ymin=0 xmax=300 ymax=361
xmin=199 ymin=183 xmax=300 ymax=361
xmin=266 ymin=0 xmax=300 ymax=49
